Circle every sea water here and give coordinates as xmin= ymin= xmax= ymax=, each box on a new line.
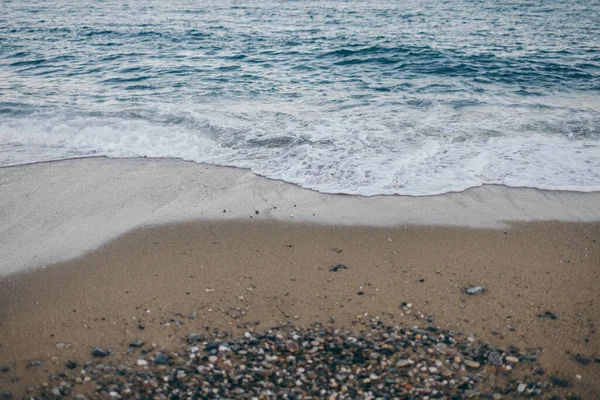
xmin=1 ymin=0 xmax=599 ymax=196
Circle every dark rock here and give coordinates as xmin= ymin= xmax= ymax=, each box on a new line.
xmin=65 ymin=361 xmax=77 ymax=369
xmin=487 ymin=351 xmax=503 ymax=366
xmin=129 ymin=340 xmax=145 ymax=348
xmin=575 ymin=355 xmax=594 ymax=365
xmin=138 ymin=324 xmax=145 ymax=330
xmin=0 ymin=367 xmax=9 ymax=373
xmin=154 ymin=353 xmax=169 ymax=365
xmin=550 ymin=376 xmax=571 ymax=387
xmin=538 ymin=311 xmax=559 ymax=320
xmin=92 ymin=348 xmax=109 ymax=357
xmin=1 ymin=392 xmax=12 ymax=400
xmin=204 ymin=342 xmax=220 ymax=351
xmin=330 ymin=264 xmax=348 ymax=272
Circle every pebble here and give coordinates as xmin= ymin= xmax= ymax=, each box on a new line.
xmin=464 ymin=360 xmax=480 ymax=368
xmin=396 ymin=359 xmax=412 ymax=367
xmin=28 ymin=361 xmax=43 ymax=367
xmin=153 ymin=353 xmax=169 ymax=365
xmin=129 ymin=340 xmax=144 ymax=348
xmin=517 ymin=383 xmax=526 ymax=393
xmin=136 ymin=359 xmax=148 ymax=366
xmin=505 ymin=356 xmax=519 ymax=364
xmin=92 ymin=348 xmax=109 ymax=357
xmin=488 ymin=351 xmax=503 ymax=366
xmin=575 ymin=355 xmax=594 ymax=365
xmin=465 ymin=286 xmax=485 ymax=295
xmin=188 ymin=333 xmax=203 ymax=342
xmin=65 ymin=360 xmax=77 ymax=369
xmin=550 ymin=376 xmax=570 ymax=387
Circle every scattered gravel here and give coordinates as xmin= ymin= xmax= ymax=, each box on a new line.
xmin=16 ymin=321 xmax=581 ymax=399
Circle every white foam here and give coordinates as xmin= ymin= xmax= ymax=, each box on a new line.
xmin=0 ymin=97 xmax=599 ymax=196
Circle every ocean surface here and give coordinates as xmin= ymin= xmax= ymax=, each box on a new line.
xmin=1 ymin=0 xmax=599 ymax=196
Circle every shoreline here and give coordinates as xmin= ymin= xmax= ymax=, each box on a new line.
xmin=1 ymin=219 xmax=599 ymax=397
xmin=1 ymin=157 xmax=600 ymax=276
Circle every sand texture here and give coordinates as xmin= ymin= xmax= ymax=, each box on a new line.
xmin=1 ymin=219 xmax=599 ymax=397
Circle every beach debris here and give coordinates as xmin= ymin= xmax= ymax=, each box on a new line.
xmin=465 ymin=286 xmax=485 ymax=295
xmin=91 ymin=348 xmax=110 ymax=357
xmin=330 ymin=264 xmax=348 ymax=272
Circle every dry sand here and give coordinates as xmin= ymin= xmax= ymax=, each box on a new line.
xmin=1 ymin=219 xmax=599 ymax=397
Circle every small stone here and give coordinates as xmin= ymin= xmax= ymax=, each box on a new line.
xmin=551 ymin=376 xmax=570 ymax=387
xmin=487 ymin=351 xmax=503 ymax=366
xmin=257 ymin=368 xmax=273 ymax=377
xmin=129 ymin=340 xmax=144 ymax=348
xmin=65 ymin=361 xmax=77 ymax=369
xmin=492 ymin=394 xmax=503 ymax=400
xmin=109 ymin=391 xmax=118 ymax=397
xmin=286 ymin=341 xmax=299 ymax=352
xmin=465 ymin=287 xmax=484 ymax=295
xmin=154 ymin=353 xmax=169 ymax=365
xmin=464 ymin=389 xmax=478 ymax=398
xmin=208 ymin=355 xmax=218 ymax=363
xmin=505 ymin=356 xmax=519 ymax=364
xmin=517 ymin=383 xmax=526 ymax=393
xmin=575 ymin=355 xmax=594 ymax=365
xmin=92 ymin=348 xmax=109 ymax=357
xmin=187 ymin=333 xmax=203 ymax=342
xmin=136 ymin=359 xmax=148 ymax=366
xmin=396 ymin=359 xmax=412 ymax=367
xmin=464 ymin=360 xmax=480 ymax=369
xmin=55 ymin=343 xmax=65 ymax=349
xmin=28 ymin=361 xmax=43 ymax=367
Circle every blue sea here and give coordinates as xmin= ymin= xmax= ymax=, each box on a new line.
xmin=1 ymin=0 xmax=599 ymax=196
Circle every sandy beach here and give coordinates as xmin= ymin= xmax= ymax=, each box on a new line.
xmin=0 ymin=158 xmax=599 ymax=398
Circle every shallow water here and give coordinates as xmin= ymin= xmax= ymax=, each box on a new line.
xmin=1 ymin=0 xmax=599 ymax=195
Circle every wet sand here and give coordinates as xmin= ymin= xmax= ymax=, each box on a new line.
xmin=1 ymin=219 xmax=599 ymax=397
